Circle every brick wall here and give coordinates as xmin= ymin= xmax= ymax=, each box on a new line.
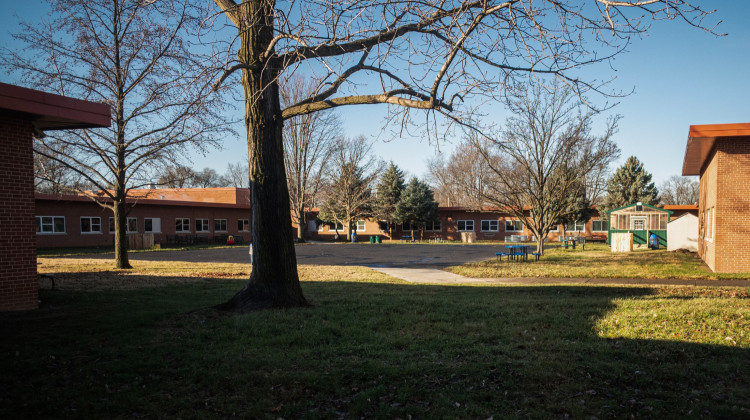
xmin=712 ymin=139 xmax=750 ymax=272
xmin=0 ymin=114 xmax=38 ymax=311
xmin=698 ymin=147 xmax=718 ymax=271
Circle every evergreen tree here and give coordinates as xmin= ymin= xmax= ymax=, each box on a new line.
xmin=373 ymin=162 xmax=405 ymax=239
xmin=601 ymin=156 xmax=659 ymax=216
xmin=395 ymin=178 xmax=439 ymax=241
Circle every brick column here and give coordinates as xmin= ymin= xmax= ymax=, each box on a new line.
xmin=0 ymin=114 xmax=38 ymax=310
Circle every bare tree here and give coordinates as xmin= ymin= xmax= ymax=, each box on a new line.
xmin=660 ymin=175 xmax=699 ymax=205
xmin=281 ymin=75 xmax=340 ymax=241
xmin=157 ymin=166 xmax=197 ymax=188
xmin=221 ymin=162 xmax=249 ymax=188
xmin=474 ymin=84 xmax=620 ymax=255
xmin=3 ymin=0 xmax=229 ymax=268
xmin=318 ymin=136 xmax=381 ymax=240
xmin=193 ymin=168 xmax=224 ymax=187
xmin=34 ymin=142 xmax=91 ymax=194
xmin=209 ymin=0 xmax=718 ymax=311
xmin=426 ymin=138 xmax=495 ymax=208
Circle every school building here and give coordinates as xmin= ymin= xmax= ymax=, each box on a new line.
xmin=683 ymin=122 xmax=750 ymax=273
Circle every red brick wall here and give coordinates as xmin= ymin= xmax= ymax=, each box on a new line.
xmin=35 ymin=199 xmax=253 ymax=247
xmin=0 ymin=115 xmax=38 ymax=311
xmin=711 ymin=139 xmax=750 ymax=272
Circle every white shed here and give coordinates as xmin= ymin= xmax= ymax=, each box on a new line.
xmin=667 ymin=213 xmax=699 ymax=252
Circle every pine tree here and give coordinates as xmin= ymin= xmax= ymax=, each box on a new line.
xmin=601 ymin=156 xmax=659 ymax=215
xmin=395 ymin=178 xmax=439 ymax=241
xmin=373 ymin=162 xmax=405 ymax=239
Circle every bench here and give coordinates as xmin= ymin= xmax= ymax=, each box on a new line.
xmin=495 ymin=252 xmax=509 ymax=261
xmin=530 ymin=252 xmax=541 ymax=261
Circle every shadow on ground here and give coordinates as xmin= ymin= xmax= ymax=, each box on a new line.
xmin=0 ymin=278 xmax=747 ymax=418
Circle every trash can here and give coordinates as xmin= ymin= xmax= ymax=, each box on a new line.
xmin=375 ymin=235 xmax=381 ymax=244
xmin=351 ymin=231 xmax=357 ymax=243
xmin=369 ymin=236 xmax=375 ymax=244
xmin=649 ymin=233 xmax=659 ymax=250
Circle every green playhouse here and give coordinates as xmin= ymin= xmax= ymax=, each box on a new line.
xmin=607 ymin=202 xmax=672 ymax=247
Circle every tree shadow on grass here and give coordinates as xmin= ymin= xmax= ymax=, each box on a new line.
xmin=0 ymin=280 xmax=747 ymax=418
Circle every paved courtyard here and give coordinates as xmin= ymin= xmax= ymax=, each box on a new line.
xmin=126 ymin=243 xmax=499 ymax=268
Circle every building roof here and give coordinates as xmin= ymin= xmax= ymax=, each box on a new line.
xmin=36 ymin=188 xmax=251 ymax=209
xmin=607 ymin=202 xmax=673 ymax=215
xmin=683 ymin=123 xmax=750 ymax=176
xmin=0 ymin=82 xmax=110 ymax=130
xmin=662 ymin=204 xmax=698 ymax=211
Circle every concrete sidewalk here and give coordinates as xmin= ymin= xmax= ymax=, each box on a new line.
xmin=370 ymin=267 xmax=750 ymax=287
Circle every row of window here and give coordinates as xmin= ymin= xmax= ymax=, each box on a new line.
xmin=320 ymin=219 xmax=608 ymax=233
xmin=36 ymin=216 xmax=250 ymax=235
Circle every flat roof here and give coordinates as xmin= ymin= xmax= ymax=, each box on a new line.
xmin=683 ymin=123 xmax=750 ymax=175
xmin=0 ymin=82 xmax=110 ymax=130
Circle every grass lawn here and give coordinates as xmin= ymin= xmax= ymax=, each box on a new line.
xmin=449 ymin=242 xmax=750 ymax=280
xmin=2 ymin=259 xmax=748 ymax=418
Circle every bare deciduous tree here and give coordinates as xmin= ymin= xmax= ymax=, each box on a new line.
xmin=318 ymin=136 xmax=382 ymax=240
xmin=221 ymin=162 xmax=250 ymax=188
xmin=281 ymin=75 xmax=340 ymax=242
xmin=426 ymin=138 xmax=495 ymax=208
xmin=3 ymin=0 xmax=229 ymax=268
xmin=474 ymin=85 xmax=620 ymax=255
xmin=209 ymin=0 xmax=718 ymax=311
xmin=659 ymin=175 xmax=699 ymax=205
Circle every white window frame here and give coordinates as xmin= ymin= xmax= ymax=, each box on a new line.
xmin=592 ymin=220 xmax=608 ymax=232
xmin=195 ymin=219 xmax=210 ymax=232
xmin=566 ymin=221 xmax=585 ymax=232
xmin=144 ymin=218 xmax=161 ymax=233
xmin=425 ymin=220 xmax=441 ymax=232
xmin=548 ymin=224 xmax=560 ymax=233
xmin=175 ymin=218 xmax=191 ymax=233
xmin=481 ymin=220 xmax=499 ymax=232
xmin=505 ymin=220 xmax=523 ymax=232
xmin=36 ymin=216 xmax=66 ymax=234
xmin=127 ymin=217 xmax=138 ymax=233
xmin=238 ymin=219 xmax=249 ymax=232
xmin=214 ymin=219 xmax=228 ymax=232
xmin=457 ymin=220 xmax=474 ymax=232
xmin=80 ymin=216 xmax=102 ymax=234
xmin=631 ymin=217 xmax=646 ymax=231
xmin=356 ymin=220 xmax=366 ymax=232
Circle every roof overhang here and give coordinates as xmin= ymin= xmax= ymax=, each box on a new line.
xmin=683 ymin=123 xmax=750 ymax=176
xmin=0 ymin=82 xmax=110 ymax=130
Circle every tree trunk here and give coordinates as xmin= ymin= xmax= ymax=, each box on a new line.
xmin=113 ymin=197 xmax=131 ymax=269
xmin=218 ymin=0 xmax=309 ymax=312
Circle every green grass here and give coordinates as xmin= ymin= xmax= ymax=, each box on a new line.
xmin=1 ymin=267 xmax=748 ymax=418
xmin=449 ymin=242 xmax=750 ymax=280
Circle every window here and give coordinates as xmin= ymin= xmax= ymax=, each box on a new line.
xmin=238 ymin=219 xmax=249 ymax=232
xmin=567 ymin=221 xmax=585 ymax=232
xmin=630 ymin=217 xmax=645 ymax=231
xmin=109 ymin=217 xmax=114 ymax=233
xmin=80 ymin=217 xmax=101 ymax=234
xmin=457 ymin=220 xmax=474 ymax=232
xmin=592 ymin=220 xmax=608 ymax=232
xmin=36 ymin=216 xmax=65 ymax=234
xmin=505 ymin=220 xmax=523 ymax=232
xmin=402 ymin=221 xmax=417 ymax=231
xmin=481 ymin=220 xmax=499 ymax=232
xmin=214 ymin=219 xmax=228 ymax=232
xmin=144 ymin=218 xmax=161 ymax=233
xmin=548 ymin=225 xmax=560 ymax=233
xmin=127 ymin=218 xmax=138 ymax=233
xmin=425 ymin=220 xmax=441 ymax=231
xmin=195 ymin=219 xmax=210 ymax=232
xmin=356 ymin=220 xmax=366 ymax=232
xmin=175 ymin=218 xmax=190 ymax=232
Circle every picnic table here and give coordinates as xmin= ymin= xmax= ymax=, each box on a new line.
xmin=562 ymin=237 xmax=586 ymax=250
xmin=495 ymin=244 xmax=542 ymax=262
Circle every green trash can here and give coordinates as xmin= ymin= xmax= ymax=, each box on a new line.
xmin=375 ymin=235 xmax=381 ymax=244
xmin=369 ymin=236 xmax=375 ymax=244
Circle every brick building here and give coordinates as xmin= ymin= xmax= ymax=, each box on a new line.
xmin=36 ymin=188 xmax=252 ymax=248
xmin=0 ymin=83 xmax=109 ymax=311
xmin=683 ymin=123 xmax=750 ymax=273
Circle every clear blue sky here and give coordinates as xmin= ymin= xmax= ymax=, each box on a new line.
xmin=3 ymin=0 xmax=749 ymax=187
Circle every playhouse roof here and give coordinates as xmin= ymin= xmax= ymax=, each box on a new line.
xmin=606 ymin=202 xmax=673 ymax=215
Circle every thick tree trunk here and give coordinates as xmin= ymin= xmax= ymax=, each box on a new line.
xmin=113 ymin=197 xmax=131 ymax=269
xmin=218 ymin=0 xmax=309 ymax=312
xmin=296 ymin=208 xmax=306 ymax=242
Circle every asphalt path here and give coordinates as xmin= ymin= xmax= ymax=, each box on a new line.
xmin=124 ymin=243 xmax=500 ymax=268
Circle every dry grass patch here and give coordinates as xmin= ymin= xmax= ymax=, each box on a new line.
xmin=37 ymin=258 xmax=401 ymax=291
